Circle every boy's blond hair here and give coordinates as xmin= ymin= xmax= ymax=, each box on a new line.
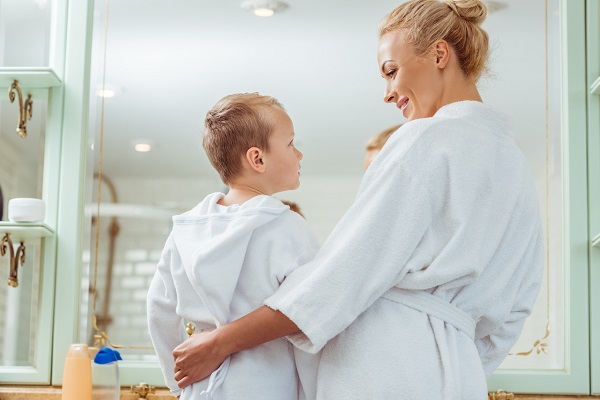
xmin=203 ymin=93 xmax=285 ymax=184
xmin=366 ymin=124 xmax=402 ymax=151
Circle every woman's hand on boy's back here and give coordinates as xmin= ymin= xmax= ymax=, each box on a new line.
xmin=172 ymin=306 xmax=300 ymax=389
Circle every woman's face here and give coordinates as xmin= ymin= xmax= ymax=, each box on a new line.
xmin=377 ymin=31 xmax=442 ymax=121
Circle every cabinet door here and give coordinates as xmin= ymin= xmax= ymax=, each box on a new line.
xmin=0 ymin=87 xmax=58 ymax=383
xmin=486 ymin=0 xmax=590 ymax=394
xmin=0 ymin=0 xmax=68 ymax=386
xmin=0 ymin=226 xmax=56 ymax=384
xmin=588 ymin=0 xmax=600 ymax=395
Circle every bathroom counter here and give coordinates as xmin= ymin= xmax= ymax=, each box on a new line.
xmin=0 ymin=387 xmax=598 ymax=399
xmin=0 ymin=386 xmax=174 ymax=400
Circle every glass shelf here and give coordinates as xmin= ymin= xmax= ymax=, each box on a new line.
xmin=0 ymin=222 xmax=53 ymax=242
xmin=0 ymin=68 xmax=61 ymax=88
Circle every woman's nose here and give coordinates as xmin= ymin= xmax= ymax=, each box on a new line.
xmin=384 ymin=87 xmax=396 ymax=103
xmin=383 ymin=82 xmax=396 ymax=103
xmin=296 ymin=147 xmax=303 ymax=160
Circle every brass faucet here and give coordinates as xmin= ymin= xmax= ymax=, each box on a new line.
xmin=130 ymin=382 xmax=155 ymax=399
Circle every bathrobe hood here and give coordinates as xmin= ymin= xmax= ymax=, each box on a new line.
xmin=171 ymin=193 xmax=288 ymax=327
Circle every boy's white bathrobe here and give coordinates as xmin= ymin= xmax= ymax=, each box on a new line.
xmin=147 ymin=194 xmax=320 ymax=400
xmin=265 ymin=101 xmax=544 ymax=399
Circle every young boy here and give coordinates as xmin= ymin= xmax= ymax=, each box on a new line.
xmin=147 ymin=93 xmax=320 ymax=400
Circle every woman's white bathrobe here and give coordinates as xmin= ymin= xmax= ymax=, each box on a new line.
xmin=265 ymin=101 xmax=544 ymax=399
xmin=147 ymin=194 xmax=320 ymax=400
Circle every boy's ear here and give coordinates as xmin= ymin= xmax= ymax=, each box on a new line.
xmin=434 ymin=40 xmax=450 ymax=69
xmin=245 ymin=147 xmax=266 ymax=173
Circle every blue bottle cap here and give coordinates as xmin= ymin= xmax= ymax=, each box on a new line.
xmin=94 ymin=347 xmax=123 ymax=364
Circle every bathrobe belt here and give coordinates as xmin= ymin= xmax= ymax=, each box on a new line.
xmin=382 ymin=287 xmax=476 ymax=340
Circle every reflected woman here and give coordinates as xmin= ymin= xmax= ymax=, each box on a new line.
xmin=364 ymin=124 xmax=402 ymax=170
xmin=172 ymin=0 xmax=544 ymax=398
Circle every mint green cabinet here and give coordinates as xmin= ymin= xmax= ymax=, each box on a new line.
xmin=486 ymin=0 xmax=591 ymax=394
xmin=588 ymin=0 xmax=600 ymax=395
xmin=0 ymin=0 xmax=67 ymax=385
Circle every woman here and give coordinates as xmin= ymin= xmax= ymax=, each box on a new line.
xmin=172 ymin=0 xmax=544 ymax=398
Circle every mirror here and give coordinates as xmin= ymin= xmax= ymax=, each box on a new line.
xmin=80 ymin=0 xmax=564 ymax=374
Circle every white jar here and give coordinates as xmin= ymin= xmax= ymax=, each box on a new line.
xmin=8 ymin=198 xmax=45 ymax=223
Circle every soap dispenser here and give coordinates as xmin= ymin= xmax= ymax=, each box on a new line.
xmin=92 ymin=347 xmax=122 ymax=400
xmin=62 ymin=343 xmax=92 ymax=400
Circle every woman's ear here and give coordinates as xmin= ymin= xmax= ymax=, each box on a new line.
xmin=245 ymin=147 xmax=266 ymax=173
xmin=434 ymin=40 xmax=450 ymax=69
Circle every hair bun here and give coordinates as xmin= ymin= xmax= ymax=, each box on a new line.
xmin=444 ymin=0 xmax=488 ymax=25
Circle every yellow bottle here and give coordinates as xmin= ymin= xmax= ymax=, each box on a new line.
xmin=62 ymin=343 xmax=92 ymax=400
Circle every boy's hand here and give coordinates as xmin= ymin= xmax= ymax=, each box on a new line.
xmin=172 ymin=330 xmax=227 ymax=389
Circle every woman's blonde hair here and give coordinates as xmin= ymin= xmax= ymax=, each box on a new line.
xmin=203 ymin=93 xmax=284 ymax=185
xmin=379 ymin=0 xmax=489 ymax=81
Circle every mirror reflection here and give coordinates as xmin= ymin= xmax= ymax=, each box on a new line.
xmin=81 ymin=0 xmax=563 ymax=374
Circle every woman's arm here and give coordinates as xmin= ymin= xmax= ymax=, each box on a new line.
xmin=172 ymin=306 xmax=299 ymax=389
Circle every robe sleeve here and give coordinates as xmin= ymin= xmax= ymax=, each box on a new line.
xmin=147 ymin=234 xmax=185 ymax=397
xmin=265 ymin=162 xmax=432 ymax=353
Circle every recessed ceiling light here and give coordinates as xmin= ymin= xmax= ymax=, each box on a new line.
xmin=134 ymin=143 xmax=152 ymax=152
xmin=254 ymin=8 xmax=275 ymax=17
xmin=97 ymin=89 xmax=116 ymax=98
xmin=241 ymin=0 xmax=288 ymax=17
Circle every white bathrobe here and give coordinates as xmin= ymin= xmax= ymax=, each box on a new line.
xmin=147 ymin=193 xmax=320 ymax=400
xmin=265 ymin=101 xmax=544 ymax=399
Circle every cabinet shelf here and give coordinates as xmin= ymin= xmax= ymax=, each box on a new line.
xmin=0 ymin=68 xmax=62 ymax=88
xmin=0 ymin=222 xmax=54 ymax=242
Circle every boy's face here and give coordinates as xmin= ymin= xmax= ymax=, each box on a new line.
xmin=263 ymin=108 xmax=303 ymax=193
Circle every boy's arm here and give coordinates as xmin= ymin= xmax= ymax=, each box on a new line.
xmin=173 ymin=305 xmax=299 ymax=388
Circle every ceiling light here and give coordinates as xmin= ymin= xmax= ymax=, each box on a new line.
xmin=254 ymin=8 xmax=275 ymax=17
xmin=241 ymin=0 xmax=288 ymax=17
xmin=132 ymin=140 xmax=154 ymax=152
xmin=97 ymin=89 xmax=116 ymax=98
xmin=134 ymin=143 xmax=152 ymax=152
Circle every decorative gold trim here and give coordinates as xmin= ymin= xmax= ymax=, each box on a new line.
xmin=7 ymin=80 xmax=33 ymax=139
xmin=0 ymin=233 xmax=26 ymax=287
xmin=488 ymin=390 xmax=515 ymax=400
xmin=510 ymin=322 xmax=550 ymax=356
